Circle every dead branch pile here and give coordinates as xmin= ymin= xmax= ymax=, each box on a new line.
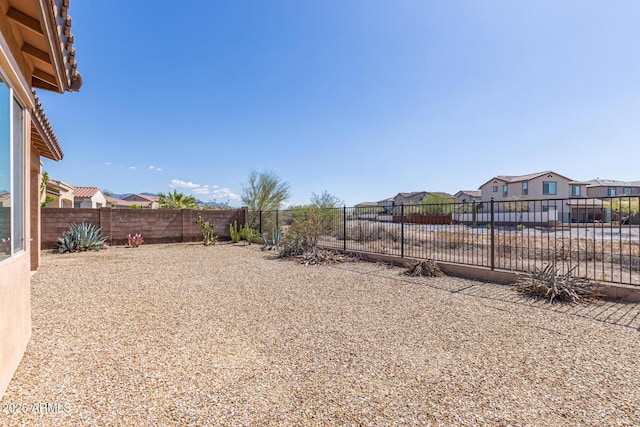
xmin=404 ymin=260 xmax=443 ymax=277
xmin=297 ymin=250 xmax=361 ymax=266
xmin=517 ymin=263 xmax=602 ymax=304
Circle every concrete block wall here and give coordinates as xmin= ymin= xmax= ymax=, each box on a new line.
xmin=41 ymin=208 xmax=248 ymax=249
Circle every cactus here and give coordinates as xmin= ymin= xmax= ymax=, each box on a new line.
xmin=229 ymin=221 xmax=242 ymax=243
xmin=240 ymin=224 xmax=259 ymax=245
xmin=196 ymin=215 xmax=218 ymax=246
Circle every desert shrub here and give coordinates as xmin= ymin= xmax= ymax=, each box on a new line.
xmin=278 ymin=211 xmax=328 ymax=257
xmin=280 ymin=230 xmax=310 ymax=257
xmin=56 ymin=223 xmax=106 ymax=253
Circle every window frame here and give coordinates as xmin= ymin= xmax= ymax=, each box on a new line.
xmin=623 ymin=187 xmax=631 ymax=196
xmin=522 ymin=182 xmax=528 ymax=196
xmin=607 ymin=187 xmax=616 ymax=197
xmin=543 ymin=181 xmax=557 ymax=195
xmin=571 ymin=185 xmax=581 ymax=197
xmin=0 ymin=76 xmax=27 ymax=264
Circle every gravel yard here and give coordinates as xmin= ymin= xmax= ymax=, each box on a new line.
xmin=2 ymin=243 xmax=640 ymax=426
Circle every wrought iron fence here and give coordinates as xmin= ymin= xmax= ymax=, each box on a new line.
xmin=255 ymin=196 xmax=640 ymax=286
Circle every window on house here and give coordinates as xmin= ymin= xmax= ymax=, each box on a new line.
xmin=543 ymin=181 xmax=557 ymax=195
xmin=571 ymin=185 xmax=581 ymax=197
xmin=0 ymin=78 xmax=25 ymax=262
xmin=522 ymin=182 xmax=528 ymax=195
xmin=623 ymin=187 xmax=631 ymax=196
xmin=607 ymin=187 xmax=616 ymax=197
xmin=74 ymin=201 xmax=82 ymax=208
xmin=493 ymin=186 xmax=498 ymax=193
xmin=12 ymin=98 xmax=23 ymax=253
xmin=503 ymin=185 xmax=508 ymax=197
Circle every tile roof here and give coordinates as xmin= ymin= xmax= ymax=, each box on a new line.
xmin=456 ymin=190 xmax=481 ymax=198
xmin=586 ymin=179 xmax=640 ymax=187
xmin=73 ymin=187 xmax=101 ymax=198
xmin=31 ymin=92 xmax=63 ymax=160
xmin=480 ymin=171 xmax=573 ymax=189
xmin=124 ymin=194 xmax=159 ymax=202
xmin=105 ymin=196 xmax=140 ymax=207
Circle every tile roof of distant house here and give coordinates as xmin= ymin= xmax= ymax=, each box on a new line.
xmin=397 ymin=191 xmax=427 ymax=197
xmin=105 ymin=196 xmax=139 ymax=207
xmin=586 ymin=179 xmax=640 ymax=187
xmin=377 ymin=197 xmax=394 ymax=203
xmin=73 ymin=187 xmax=101 ymax=198
xmin=455 ymin=190 xmax=481 ymax=198
xmin=124 ymin=194 xmax=159 ymax=202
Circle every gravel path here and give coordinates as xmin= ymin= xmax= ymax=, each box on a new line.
xmin=1 ymin=243 xmax=639 ymax=426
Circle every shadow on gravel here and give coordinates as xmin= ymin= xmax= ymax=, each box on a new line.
xmin=326 ymin=261 xmax=640 ymax=332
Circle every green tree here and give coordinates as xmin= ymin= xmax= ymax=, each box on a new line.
xmin=158 ymin=190 xmax=199 ymax=209
xmin=242 ymin=170 xmax=291 ymax=228
xmin=420 ymin=193 xmax=454 ymax=215
xmin=40 ymin=171 xmax=54 ymax=207
xmin=311 ymin=191 xmax=343 ymax=208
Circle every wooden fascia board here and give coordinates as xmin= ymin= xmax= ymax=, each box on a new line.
xmin=36 ymin=0 xmax=66 ymax=92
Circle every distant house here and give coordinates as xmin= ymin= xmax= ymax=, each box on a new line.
xmin=123 ymin=194 xmax=160 ymax=209
xmin=73 ymin=187 xmax=107 ymax=208
xmin=393 ymin=191 xmax=429 ymax=206
xmin=376 ymin=197 xmax=394 ymax=213
xmin=479 ymin=171 xmax=588 ymax=203
xmin=586 ymin=179 xmax=640 ymax=198
xmin=453 ymin=190 xmax=481 ymax=204
xmin=45 ymin=179 xmax=74 ymax=208
xmin=478 ymin=171 xmax=599 ymax=223
xmin=105 ymin=195 xmax=142 ymax=209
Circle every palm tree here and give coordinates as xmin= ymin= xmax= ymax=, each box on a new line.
xmin=157 ymin=190 xmax=199 ymax=209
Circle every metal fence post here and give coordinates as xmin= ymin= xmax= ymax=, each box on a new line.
xmin=490 ymin=198 xmax=495 ymax=270
xmin=343 ymin=206 xmax=347 ymax=251
xmin=259 ymin=210 xmax=262 ymax=235
xmin=276 ymin=209 xmax=279 ymax=232
xmin=401 ymin=203 xmax=405 ymax=258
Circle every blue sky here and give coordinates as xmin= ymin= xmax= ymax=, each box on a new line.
xmin=39 ymin=0 xmax=640 ymax=206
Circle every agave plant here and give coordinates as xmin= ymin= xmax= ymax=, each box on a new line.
xmin=517 ymin=262 xmax=602 ymax=304
xmin=262 ymin=227 xmax=283 ymax=251
xmin=56 ymin=223 xmax=107 ymax=253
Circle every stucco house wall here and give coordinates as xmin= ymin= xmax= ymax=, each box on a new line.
xmin=0 ymin=0 xmax=82 ymax=397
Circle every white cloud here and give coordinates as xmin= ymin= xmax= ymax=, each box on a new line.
xmin=168 ymin=179 xmax=241 ymax=201
xmin=155 ymin=168 xmax=163 ymax=172
xmin=170 ymin=179 xmax=200 ymax=189
xmin=129 ymin=166 xmax=137 ymax=170
xmin=211 ymin=187 xmax=241 ymax=201
xmin=148 ymin=165 xmax=155 ymax=170
xmin=105 ymin=162 xmax=112 ymax=166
